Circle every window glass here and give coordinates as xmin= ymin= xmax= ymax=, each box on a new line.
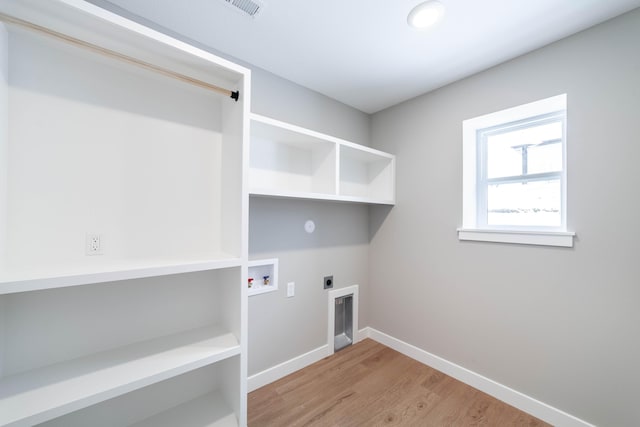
xmin=486 ymin=120 xmax=562 ymax=179
xmin=487 ymin=179 xmax=561 ymax=227
xmin=486 ymin=135 xmax=523 ymax=178
xmin=527 ymin=138 xmax=562 ymax=175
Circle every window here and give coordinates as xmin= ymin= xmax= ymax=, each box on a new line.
xmin=459 ymin=94 xmax=575 ymax=247
xmin=479 ymin=112 xmax=564 ymax=228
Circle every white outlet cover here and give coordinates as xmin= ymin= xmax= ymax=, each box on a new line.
xmin=85 ymin=233 xmax=103 ymax=256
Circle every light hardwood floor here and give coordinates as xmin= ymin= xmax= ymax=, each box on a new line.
xmin=248 ymin=339 xmax=551 ymax=426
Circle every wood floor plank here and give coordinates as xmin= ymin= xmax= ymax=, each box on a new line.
xmin=248 ymin=339 xmax=551 ymax=427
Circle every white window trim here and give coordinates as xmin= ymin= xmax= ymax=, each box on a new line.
xmin=457 ymin=228 xmax=574 ymax=247
xmin=460 ymin=94 xmax=575 ymax=247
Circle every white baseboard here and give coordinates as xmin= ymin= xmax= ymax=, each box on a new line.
xmin=247 ymin=344 xmax=329 ymax=392
xmin=366 ymin=327 xmax=595 ymax=427
xmin=356 ymin=326 xmax=371 ymax=342
xmin=248 ymin=328 xmax=371 ymax=392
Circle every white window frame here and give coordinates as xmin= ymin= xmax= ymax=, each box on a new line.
xmin=458 ymin=94 xmax=575 ymax=247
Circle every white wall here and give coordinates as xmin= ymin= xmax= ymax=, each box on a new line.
xmin=369 ymin=9 xmax=640 ymax=427
xmin=250 ymin=68 xmax=370 ymax=146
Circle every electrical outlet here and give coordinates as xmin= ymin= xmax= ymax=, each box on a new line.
xmin=86 ymin=234 xmax=103 ymax=255
xmin=324 ymin=275 xmax=333 ymax=289
xmin=287 ymin=282 xmax=295 ymax=298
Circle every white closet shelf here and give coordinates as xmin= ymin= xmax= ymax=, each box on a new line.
xmin=0 ymin=254 xmax=242 ymax=295
xmin=0 ymin=325 xmax=240 ymax=427
xmin=131 ymin=391 xmax=237 ymax=427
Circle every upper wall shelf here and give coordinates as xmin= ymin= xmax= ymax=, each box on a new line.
xmin=249 ymin=114 xmax=395 ymax=205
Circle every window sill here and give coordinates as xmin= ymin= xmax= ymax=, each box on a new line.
xmin=457 ymin=228 xmax=575 ymax=247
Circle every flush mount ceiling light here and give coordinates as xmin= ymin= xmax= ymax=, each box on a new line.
xmin=407 ymin=0 xmax=445 ymax=30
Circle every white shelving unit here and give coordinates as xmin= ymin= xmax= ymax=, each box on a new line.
xmin=248 ymin=258 xmax=278 ymax=297
xmin=39 ymin=359 xmax=241 ymax=427
xmin=1 ymin=268 xmax=245 ymax=427
xmin=0 ymin=0 xmax=249 ymax=426
xmin=0 ymin=325 xmax=239 ymax=426
xmin=249 ymin=114 xmax=395 ymax=205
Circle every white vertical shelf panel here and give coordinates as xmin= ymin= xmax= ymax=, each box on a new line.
xmin=0 ymin=325 xmax=240 ymax=427
xmin=249 ymin=113 xmax=395 ymax=205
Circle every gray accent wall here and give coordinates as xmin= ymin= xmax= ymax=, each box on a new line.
xmin=369 ymin=9 xmax=640 ymax=427
xmin=251 ymin=68 xmax=370 ymax=146
xmin=248 ymin=69 xmax=372 ymax=377
xmin=248 ymin=197 xmax=369 ymax=375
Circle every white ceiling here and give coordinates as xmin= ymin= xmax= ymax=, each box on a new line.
xmin=97 ymin=0 xmax=640 ymax=113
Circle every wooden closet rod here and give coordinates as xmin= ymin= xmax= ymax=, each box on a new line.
xmin=0 ymin=12 xmax=240 ymax=101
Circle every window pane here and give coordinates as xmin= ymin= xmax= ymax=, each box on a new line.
xmin=527 ymin=139 xmax=562 ymax=174
xmin=487 ymin=179 xmax=561 ymax=227
xmin=486 ymin=135 xmax=522 ymax=178
xmin=486 ymin=120 xmax=562 ymax=178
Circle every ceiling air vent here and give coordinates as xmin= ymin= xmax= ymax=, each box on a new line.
xmin=222 ymin=0 xmax=263 ymax=18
